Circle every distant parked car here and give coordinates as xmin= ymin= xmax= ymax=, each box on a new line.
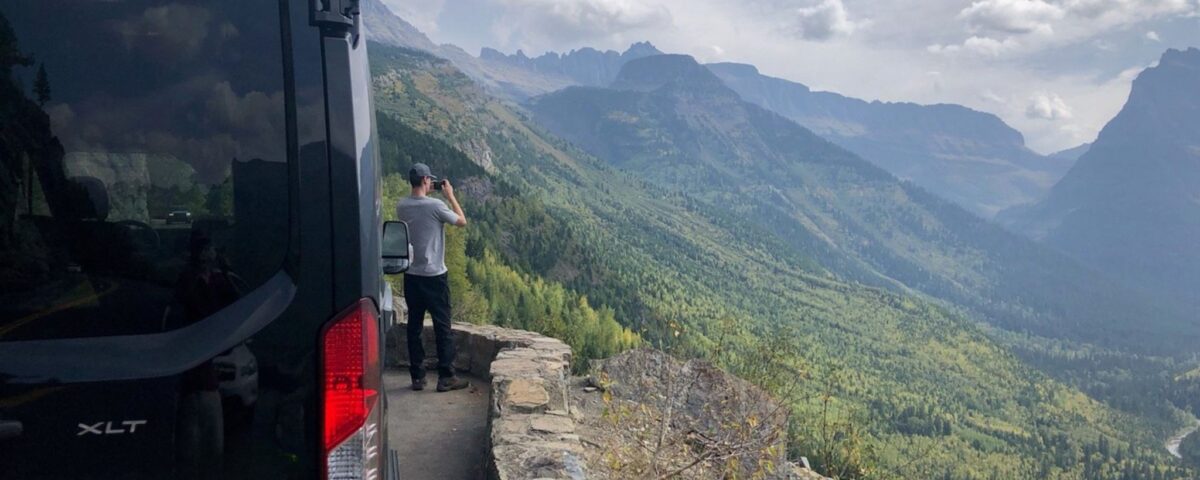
xmin=166 ymin=210 xmax=192 ymax=224
xmin=213 ymin=343 xmax=259 ymax=411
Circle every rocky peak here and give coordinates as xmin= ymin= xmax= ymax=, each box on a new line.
xmin=609 ymin=54 xmax=731 ymax=95
xmin=1103 ymin=47 xmax=1200 ymax=143
xmin=998 ymin=47 xmax=1200 ymax=306
xmin=478 ymin=47 xmax=505 ymax=62
xmin=622 ymin=41 xmax=662 ymax=59
xmin=475 ymin=42 xmax=663 ymax=87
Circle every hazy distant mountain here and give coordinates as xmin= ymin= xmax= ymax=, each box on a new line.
xmin=362 ymin=0 xmax=573 ymax=100
xmin=360 ymin=0 xmax=438 ymax=52
xmin=1000 ymin=48 xmax=1200 ymax=306
xmin=706 ymin=62 xmax=1069 ymax=217
xmin=1047 ymin=142 xmax=1091 ymax=166
xmin=528 ymin=53 xmax=1195 ymax=351
xmin=480 ymin=42 xmax=662 ymax=88
xmin=361 ymin=0 xmax=1071 ymax=216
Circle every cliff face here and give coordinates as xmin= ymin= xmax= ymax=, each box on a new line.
xmin=0 ymin=10 xmax=76 ymax=290
xmin=999 ymin=48 xmax=1200 ymax=306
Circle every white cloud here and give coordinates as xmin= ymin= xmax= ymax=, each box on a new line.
xmin=928 ymin=35 xmax=1021 ymax=57
xmin=1146 ymin=30 xmax=1161 ymax=41
xmin=413 ymin=0 xmax=1200 ymax=152
xmin=791 ymin=0 xmax=862 ymax=40
xmin=113 ymin=4 xmax=212 ymax=60
xmin=1060 ymin=0 xmax=1196 ymax=21
xmin=1047 ymin=0 xmax=1199 ymax=45
xmin=981 ymin=89 xmax=1009 ymax=103
xmin=381 ymin=0 xmax=445 ymax=35
xmin=959 ymin=0 xmax=1064 ymax=34
xmin=1025 ymin=93 xmax=1074 ymax=120
xmin=1116 ymin=60 xmax=1157 ymax=82
xmin=933 ymin=0 xmax=1199 ymax=60
xmin=492 ymin=0 xmax=672 ymax=49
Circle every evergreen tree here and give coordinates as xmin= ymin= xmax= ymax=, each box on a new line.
xmin=0 ymin=12 xmax=33 ymax=75
xmin=33 ymin=62 xmax=49 ymax=106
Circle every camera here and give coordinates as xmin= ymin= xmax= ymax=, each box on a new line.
xmin=432 ymin=179 xmax=446 ymax=191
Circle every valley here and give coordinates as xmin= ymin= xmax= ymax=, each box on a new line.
xmin=361 ymin=1 xmax=1200 ymax=477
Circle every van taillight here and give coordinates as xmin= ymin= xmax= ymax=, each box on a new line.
xmin=321 ymin=299 xmax=382 ymax=480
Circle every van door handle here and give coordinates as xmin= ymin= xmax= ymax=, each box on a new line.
xmin=0 ymin=420 xmax=23 ymax=440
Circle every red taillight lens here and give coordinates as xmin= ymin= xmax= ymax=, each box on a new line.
xmin=321 ymin=298 xmax=382 ymax=480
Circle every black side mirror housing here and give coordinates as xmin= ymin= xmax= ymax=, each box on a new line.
xmin=382 ymin=221 xmax=411 ymax=275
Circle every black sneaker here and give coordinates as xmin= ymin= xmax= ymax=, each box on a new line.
xmin=436 ymin=377 xmax=469 ymax=392
xmin=411 ymin=378 xmax=426 ymax=391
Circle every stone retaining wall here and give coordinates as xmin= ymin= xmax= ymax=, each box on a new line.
xmin=387 ymin=319 xmax=587 ymax=480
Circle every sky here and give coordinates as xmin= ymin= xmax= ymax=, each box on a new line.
xmin=382 ymin=0 xmax=1200 ymax=154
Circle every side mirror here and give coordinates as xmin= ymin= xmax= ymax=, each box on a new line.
xmin=382 ymin=221 xmax=412 ymax=275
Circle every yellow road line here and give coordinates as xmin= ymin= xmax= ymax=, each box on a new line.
xmin=0 ymin=386 xmax=66 ymax=408
xmin=0 ymin=282 xmax=119 ymax=338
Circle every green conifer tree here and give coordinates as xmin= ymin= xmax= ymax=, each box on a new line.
xmin=33 ymin=62 xmax=49 ymax=106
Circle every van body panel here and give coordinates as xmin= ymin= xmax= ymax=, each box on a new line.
xmin=0 ymin=0 xmax=388 ymax=478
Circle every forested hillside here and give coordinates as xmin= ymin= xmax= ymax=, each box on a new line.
xmin=528 ymin=54 xmax=1198 ymax=357
xmin=368 ymin=43 xmax=1193 ymax=479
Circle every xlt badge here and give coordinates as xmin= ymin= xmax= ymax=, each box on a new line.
xmin=77 ymin=420 xmax=147 ymax=436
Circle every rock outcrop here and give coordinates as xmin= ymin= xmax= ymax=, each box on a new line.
xmin=570 ymin=349 xmax=828 ymax=479
xmin=388 ymin=306 xmax=826 ymax=479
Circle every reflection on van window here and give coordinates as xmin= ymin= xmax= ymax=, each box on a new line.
xmin=0 ymin=1 xmax=289 ymax=341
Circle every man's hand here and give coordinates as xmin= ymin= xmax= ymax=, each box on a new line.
xmin=442 ymin=180 xmax=468 ymax=227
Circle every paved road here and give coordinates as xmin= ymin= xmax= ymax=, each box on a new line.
xmin=385 ymin=370 xmax=488 ymax=480
xmin=1166 ymin=419 xmax=1200 ymax=459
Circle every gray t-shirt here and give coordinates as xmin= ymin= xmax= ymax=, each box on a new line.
xmin=395 ymin=195 xmax=460 ymax=277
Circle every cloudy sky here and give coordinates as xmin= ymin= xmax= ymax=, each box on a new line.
xmin=383 ymin=0 xmax=1200 ymax=153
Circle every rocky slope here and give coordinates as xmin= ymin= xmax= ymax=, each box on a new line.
xmin=999 ymin=48 xmax=1200 ymax=308
xmin=572 ymin=349 xmax=828 ymax=479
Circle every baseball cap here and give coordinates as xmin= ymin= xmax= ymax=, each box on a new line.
xmin=408 ymin=163 xmax=438 ymax=183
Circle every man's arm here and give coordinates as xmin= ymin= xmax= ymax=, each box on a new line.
xmin=442 ymin=180 xmax=467 ymax=227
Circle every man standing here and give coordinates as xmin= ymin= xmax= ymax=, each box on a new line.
xmin=396 ymin=163 xmax=470 ymax=392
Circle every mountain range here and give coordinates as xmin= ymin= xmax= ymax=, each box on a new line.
xmin=527 ymin=53 xmax=1195 ymax=352
xmin=360 ymin=0 xmax=1075 ymax=219
xmin=1000 ymin=47 xmax=1200 ymax=309
xmin=480 ymin=41 xmax=663 ymax=89
xmin=361 ymin=0 xmax=572 ymax=100
xmin=368 ymin=41 xmax=1192 ymax=480
xmin=361 ymin=1 xmax=1200 ymax=476
xmin=707 ymin=62 xmax=1077 ymax=217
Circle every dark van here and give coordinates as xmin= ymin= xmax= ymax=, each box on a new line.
xmin=0 ymin=1 xmax=405 ymax=478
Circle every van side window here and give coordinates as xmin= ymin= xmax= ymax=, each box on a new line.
xmin=0 ymin=1 xmax=290 ymax=341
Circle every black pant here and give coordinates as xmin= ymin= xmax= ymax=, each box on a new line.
xmin=404 ymin=273 xmax=455 ymax=380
